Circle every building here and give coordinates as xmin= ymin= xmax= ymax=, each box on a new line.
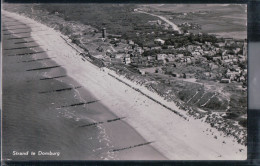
xmin=148 ymin=20 xmax=162 ymax=25
xmin=239 ymin=76 xmax=245 ymax=82
xmin=213 ymin=56 xmax=221 ymax=61
xmin=154 ymin=38 xmax=165 ymax=45
xmin=185 ymin=73 xmax=194 ymax=78
xmin=155 ymin=68 xmax=164 ymax=74
xmin=157 ymin=54 xmax=167 ymax=60
xmin=151 ymin=46 xmax=162 ymax=50
xmin=222 ymin=56 xmax=228 ymax=60
xmin=139 ymin=69 xmax=146 ymax=75
xmin=168 ymin=46 xmax=175 ymax=49
xmin=128 ymin=40 xmax=135 ymax=45
xmin=124 ymin=57 xmax=131 ymax=64
xmin=204 ymin=72 xmax=211 ymax=77
xmin=176 ymin=54 xmax=184 ymax=58
xmin=171 ymin=72 xmax=180 ymax=77
xmin=102 ymin=28 xmax=106 ymax=38
xmin=220 ymin=79 xmax=230 ymax=83
xmin=243 ymin=39 xmax=247 ymax=57
xmin=185 ymin=58 xmax=192 ymax=64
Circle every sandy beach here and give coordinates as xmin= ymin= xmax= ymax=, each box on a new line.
xmin=2 ymin=10 xmax=247 ymax=160
xmin=2 ymin=11 xmax=166 ymax=161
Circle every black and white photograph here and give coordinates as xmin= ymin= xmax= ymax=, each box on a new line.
xmin=2 ymin=3 xmax=247 ymax=161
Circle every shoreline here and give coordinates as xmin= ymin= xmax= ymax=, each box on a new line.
xmin=2 ymin=10 xmax=247 ymax=160
xmin=2 ymin=13 xmax=167 ymax=160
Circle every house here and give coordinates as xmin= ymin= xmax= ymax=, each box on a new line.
xmin=148 ymin=56 xmax=156 ymax=61
xmin=143 ymin=47 xmax=150 ymax=51
xmin=124 ymin=57 xmax=131 ymax=64
xmin=209 ymin=63 xmax=218 ymax=69
xmin=139 ymin=69 xmax=146 ymax=75
xmin=102 ymin=56 xmax=111 ymax=62
xmin=94 ymin=54 xmax=103 ymax=59
xmin=168 ymin=46 xmax=175 ymax=49
xmin=186 ymin=73 xmax=194 ymax=78
xmin=111 ymin=57 xmax=124 ymax=64
xmin=135 ymin=47 xmax=144 ymax=54
xmin=176 ymin=54 xmax=184 ymax=58
xmin=210 ymin=73 xmax=217 ymax=79
xmin=155 ymin=68 xmax=164 ymax=74
xmin=220 ymin=78 xmax=230 ymax=83
xmin=115 ymin=53 xmax=124 ymax=59
xmin=186 ymin=58 xmax=192 ymax=64
xmin=96 ymin=46 xmax=104 ymax=52
xmin=215 ymin=47 xmax=220 ymax=52
xmin=224 ymin=38 xmax=234 ymax=45
xmin=166 ymin=57 xmax=175 ymax=63
xmin=242 ymin=69 xmax=247 ymax=75
xmin=208 ymin=51 xmax=216 ymax=56
xmin=217 ymin=42 xmax=225 ymax=47
xmin=205 ymin=41 xmax=212 ymax=46
xmin=228 ymin=54 xmax=234 ymax=59
xmin=106 ymin=49 xmax=113 ymax=56
xmin=226 ymin=72 xmax=240 ymax=79
xmin=158 ymin=60 xmax=164 ymax=65
xmin=154 ymin=38 xmax=165 ymax=45
xmin=187 ymin=45 xmax=194 ymax=52
xmin=239 ymin=76 xmax=246 ymax=82
xmin=148 ymin=20 xmax=161 ymax=25
xmin=204 ymin=51 xmax=209 ymax=55
xmin=151 ymin=46 xmax=162 ymax=50
xmin=224 ymin=59 xmax=233 ymax=64
xmin=181 ymin=73 xmax=187 ymax=78
xmin=198 ymin=49 xmax=204 ymax=53
xmin=128 ymin=40 xmax=135 ymax=45
xmin=157 ymin=54 xmax=167 ymax=60
xmin=232 ymin=58 xmax=238 ymax=63
xmin=192 ymin=52 xmax=201 ymax=57
xmin=222 ymin=56 xmax=228 ymax=60
xmin=239 ymin=57 xmax=246 ymax=62
xmin=204 ymin=72 xmax=211 ymax=77
xmin=234 ymin=48 xmax=241 ymax=54
xmin=213 ymin=56 xmax=221 ymax=61
xmin=171 ymin=72 xmax=180 ymax=77
xmin=222 ymin=50 xmax=227 ymax=56
xmin=168 ymin=54 xmax=175 ymax=58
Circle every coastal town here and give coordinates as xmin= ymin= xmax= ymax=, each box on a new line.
xmin=92 ymin=25 xmax=247 ymax=86
xmin=2 ymin=3 xmax=247 ymax=160
xmin=79 ymin=16 xmax=248 ymax=145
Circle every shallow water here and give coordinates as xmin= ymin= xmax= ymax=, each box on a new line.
xmin=2 ymin=17 xmax=166 ymax=161
xmin=2 ymin=24 xmax=115 ymax=161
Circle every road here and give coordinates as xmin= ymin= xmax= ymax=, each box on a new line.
xmin=136 ymin=9 xmax=181 ymax=33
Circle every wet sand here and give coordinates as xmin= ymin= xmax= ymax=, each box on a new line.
xmin=2 ymin=15 xmax=166 ymax=161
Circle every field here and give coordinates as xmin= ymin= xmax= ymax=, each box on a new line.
xmin=5 ymin=4 xmax=246 ymax=40
xmin=140 ymin=4 xmax=247 ymax=39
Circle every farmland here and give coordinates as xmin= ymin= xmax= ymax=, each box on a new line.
xmin=140 ymin=4 xmax=247 ymax=39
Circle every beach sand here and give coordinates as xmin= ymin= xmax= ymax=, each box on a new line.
xmin=2 ymin=10 xmax=247 ymax=160
xmin=2 ymin=13 xmax=166 ymax=161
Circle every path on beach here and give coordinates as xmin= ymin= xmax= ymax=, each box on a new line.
xmin=2 ymin=10 xmax=246 ymax=160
